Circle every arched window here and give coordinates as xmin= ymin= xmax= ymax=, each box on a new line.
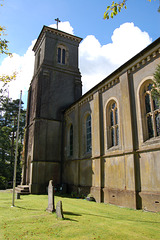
xmin=57 ymin=45 xmax=66 ymax=64
xmin=69 ymin=124 xmax=73 ymax=156
xmin=86 ymin=114 xmax=92 ymax=153
xmin=107 ymin=101 xmax=119 ymax=148
xmin=62 ymin=49 xmax=65 ymax=64
xmin=58 ymin=47 xmax=61 ymax=63
xmin=144 ymin=83 xmax=160 ymax=139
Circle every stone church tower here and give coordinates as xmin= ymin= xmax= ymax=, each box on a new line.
xmin=21 ymin=26 xmax=82 ymax=193
xmin=20 ymin=25 xmax=160 ymax=212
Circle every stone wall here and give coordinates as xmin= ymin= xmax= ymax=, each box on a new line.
xmin=63 ymin=39 xmax=160 ymax=211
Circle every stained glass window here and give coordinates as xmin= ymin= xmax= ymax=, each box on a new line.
xmin=115 ymin=108 xmax=118 ymax=125
xmin=155 ymin=113 xmax=160 ymax=136
xmin=116 ymin=126 xmax=119 ymax=145
xmin=145 ymin=94 xmax=150 ymax=113
xmin=111 ymin=128 xmax=114 ymax=147
xmin=144 ymin=83 xmax=160 ymax=139
xmin=109 ymin=102 xmax=119 ymax=147
xmin=147 ymin=83 xmax=152 ymax=91
xmin=86 ymin=115 xmax=92 ymax=152
xmin=111 ymin=111 xmax=114 ymax=126
xmin=147 ymin=115 xmax=153 ymax=138
xmin=112 ymin=103 xmax=116 ymax=109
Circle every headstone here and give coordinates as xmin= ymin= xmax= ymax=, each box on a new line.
xmin=46 ymin=180 xmax=55 ymax=213
xmin=16 ymin=192 xmax=20 ymax=199
xmin=56 ymin=201 xmax=64 ymax=219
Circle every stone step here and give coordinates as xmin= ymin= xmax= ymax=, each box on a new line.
xmin=15 ymin=190 xmax=30 ymax=195
xmin=15 ymin=185 xmax=30 ymax=195
xmin=11 ymin=189 xmax=30 ymax=195
xmin=17 ymin=185 xmax=29 ymax=190
xmin=15 ymin=187 xmax=28 ymax=192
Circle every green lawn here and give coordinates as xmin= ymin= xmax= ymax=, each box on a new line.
xmin=0 ymin=191 xmax=160 ymax=240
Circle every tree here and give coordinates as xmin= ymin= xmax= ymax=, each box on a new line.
xmin=0 ymin=26 xmax=11 ymax=56
xmin=0 ymin=1 xmax=24 ymax=190
xmin=0 ymin=25 xmax=16 ymax=83
xmin=0 ymin=86 xmax=26 ymax=189
xmin=0 ymin=1 xmax=16 ymax=83
xmin=104 ymin=0 xmax=160 ymax=20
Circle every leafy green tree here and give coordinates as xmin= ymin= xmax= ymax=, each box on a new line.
xmin=0 ymin=1 xmax=23 ymax=189
xmin=0 ymin=1 xmax=16 ymax=83
xmin=104 ymin=0 xmax=160 ymax=20
xmin=0 ymin=25 xmax=11 ymax=56
xmin=0 ymin=25 xmax=16 ymax=83
xmin=0 ymin=125 xmax=12 ymax=188
xmin=0 ymin=86 xmax=26 ymax=189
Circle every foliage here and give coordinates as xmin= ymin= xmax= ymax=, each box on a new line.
xmin=0 ymin=2 xmax=24 ymax=189
xmin=152 ymin=64 xmax=160 ymax=105
xmin=0 ymin=1 xmax=11 ymax=56
xmin=0 ymin=85 xmax=26 ymax=189
xmin=0 ymin=175 xmax=6 ymax=188
xmin=0 ymin=25 xmax=12 ymax=56
xmin=0 ymin=193 xmax=160 ymax=239
xmin=0 ymin=2 xmax=16 ymax=83
xmin=104 ymin=0 xmax=159 ymax=19
xmin=104 ymin=0 xmax=127 ymax=19
xmin=0 ymin=72 xmax=17 ymax=83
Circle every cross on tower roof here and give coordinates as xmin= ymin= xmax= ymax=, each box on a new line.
xmin=55 ymin=18 xmax=61 ymax=30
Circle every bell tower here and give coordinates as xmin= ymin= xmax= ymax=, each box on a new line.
xmin=22 ymin=26 xmax=82 ymax=193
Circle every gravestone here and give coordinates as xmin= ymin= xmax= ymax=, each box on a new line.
xmin=46 ymin=180 xmax=55 ymax=213
xmin=16 ymin=192 xmax=20 ymax=199
xmin=56 ymin=201 xmax=64 ymax=219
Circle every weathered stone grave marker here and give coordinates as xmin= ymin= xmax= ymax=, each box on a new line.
xmin=46 ymin=180 xmax=55 ymax=213
xmin=56 ymin=201 xmax=64 ymax=219
xmin=16 ymin=192 xmax=20 ymax=199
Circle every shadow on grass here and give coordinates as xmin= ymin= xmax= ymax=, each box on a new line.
xmin=80 ymin=212 xmax=160 ymax=224
xmin=63 ymin=211 xmax=81 ymax=216
xmin=63 ymin=217 xmax=79 ymax=222
xmin=15 ymin=207 xmax=81 ymax=222
xmin=63 ymin=211 xmax=81 ymax=222
xmin=16 ymin=206 xmax=42 ymax=211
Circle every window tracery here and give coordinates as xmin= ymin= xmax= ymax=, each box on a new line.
xmin=144 ymin=83 xmax=160 ymax=139
xmin=106 ymin=100 xmax=119 ymax=149
xmin=86 ymin=114 xmax=92 ymax=153
xmin=110 ymin=102 xmax=119 ymax=147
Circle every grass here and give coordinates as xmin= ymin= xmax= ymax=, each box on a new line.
xmin=0 ymin=191 xmax=160 ymax=240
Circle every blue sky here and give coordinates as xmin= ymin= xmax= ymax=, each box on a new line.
xmin=0 ymin=0 xmax=160 ymax=107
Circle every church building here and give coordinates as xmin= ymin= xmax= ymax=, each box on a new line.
xmin=21 ymin=25 xmax=160 ymax=212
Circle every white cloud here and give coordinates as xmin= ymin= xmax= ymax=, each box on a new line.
xmin=0 ymin=21 xmax=74 ymax=107
xmin=80 ymin=22 xmax=152 ymax=93
xmin=0 ymin=22 xmax=152 ymax=107
xmin=49 ymin=21 xmax=74 ymax=35
xmin=0 ymin=40 xmax=36 ymax=105
xmin=104 ymin=22 xmax=152 ymax=65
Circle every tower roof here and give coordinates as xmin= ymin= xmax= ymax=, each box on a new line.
xmin=33 ymin=25 xmax=83 ymax=52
